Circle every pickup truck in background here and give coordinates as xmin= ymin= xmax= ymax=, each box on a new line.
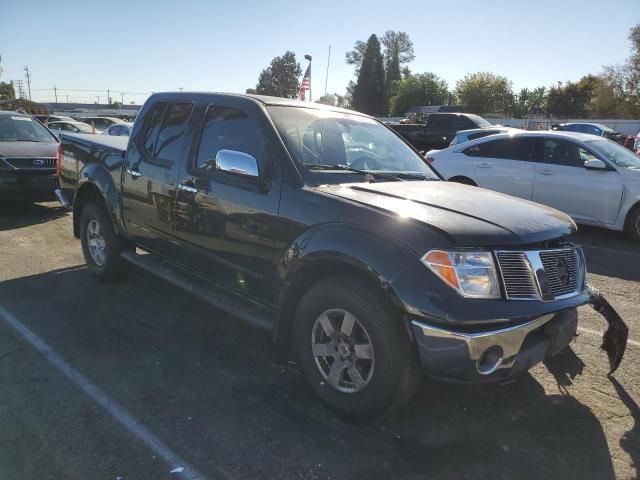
xmin=388 ymin=112 xmax=494 ymax=151
xmin=57 ymin=92 xmax=592 ymax=418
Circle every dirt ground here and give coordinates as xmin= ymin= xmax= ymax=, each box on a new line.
xmin=0 ymin=202 xmax=638 ymax=480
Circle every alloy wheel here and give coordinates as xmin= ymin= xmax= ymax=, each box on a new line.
xmin=311 ymin=308 xmax=375 ymax=393
xmin=86 ymin=219 xmax=107 ymax=266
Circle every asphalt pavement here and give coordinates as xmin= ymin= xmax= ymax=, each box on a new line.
xmin=0 ymin=202 xmax=638 ymax=480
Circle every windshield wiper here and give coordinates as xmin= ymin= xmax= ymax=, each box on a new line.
xmin=307 ymin=164 xmax=403 ymax=182
xmin=390 ymin=172 xmax=437 ymax=180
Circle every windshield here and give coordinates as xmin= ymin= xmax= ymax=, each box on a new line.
xmin=267 ymin=106 xmax=438 ymax=180
xmin=586 ymin=139 xmax=640 ymax=170
xmin=0 ymin=115 xmax=56 ymax=142
xmin=467 ymin=114 xmax=492 ymax=128
xmin=75 ymin=123 xmax=93 ymax=132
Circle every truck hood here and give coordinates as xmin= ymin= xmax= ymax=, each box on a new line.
xmin=317 ymin=181 xmax=576 ymax=246
xmin=0 ymin=141 xmax=59 ymax=158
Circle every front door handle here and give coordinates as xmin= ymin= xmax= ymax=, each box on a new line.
xmin=538 ymin=169 xmax=556 ymax=176
xmin=126 ymin=168 xmax=141 ymax=178
xmin=178 ymin=183 xmax=197 ymax=193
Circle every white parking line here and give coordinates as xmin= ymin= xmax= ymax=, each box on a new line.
xmin=0 ymin=305 xmax=207 ymax=480
xmin=578 ymin=326 xmax=640 ymax=348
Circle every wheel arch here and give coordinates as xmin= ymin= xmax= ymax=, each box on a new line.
xmin=73 ymin=164 xmax=124 ymax=238
xmin=272 ymin=225 xmax=416 ymax=353
xmin=449 ymin=175 xmax=477 ymax=186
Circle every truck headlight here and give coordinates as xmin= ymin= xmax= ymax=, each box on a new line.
xmin=421 ymin=250 xmax=500 ymax=299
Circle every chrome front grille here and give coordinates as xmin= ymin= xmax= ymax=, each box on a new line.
xmin=539 ymin=249 xmax=579 ymax=297
xmin=496 ymin=248 xmax=582 ymax=301
xmin=1 ymin=157 xmax=56 ymax=170
xmin=495 ymin=252 xmax=538 ymax=299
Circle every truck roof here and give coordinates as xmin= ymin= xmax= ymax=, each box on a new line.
xmin=149 ymin=91 xmax=366 ymax=118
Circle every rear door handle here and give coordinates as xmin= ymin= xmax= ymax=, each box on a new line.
xmin=178 ymin=183 xmax=197 ymax=193
xmin=476 ymin=162 xmax=493 ymax=168
xmin=126 ymin=168 xmax=141 ymax=178
xmin=538 ymin=169 xmax=556 ymax=176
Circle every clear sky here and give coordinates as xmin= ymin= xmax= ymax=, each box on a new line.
xmin=1 ymin=0 xmax=638 ymax=105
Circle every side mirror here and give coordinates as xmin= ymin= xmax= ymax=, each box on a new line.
xmin=584 ymin=159 xmax=607 ymax=170
xmin=214 ymin=149 xmax=259 ymax=178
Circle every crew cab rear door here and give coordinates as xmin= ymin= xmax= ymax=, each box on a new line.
xmin=121 ymin=101 xmax=194 ymax=258
xmin=462 ymin=136 xmax=539 ymax=200
xmin=172 ymin=99 xmax=282 ymax=301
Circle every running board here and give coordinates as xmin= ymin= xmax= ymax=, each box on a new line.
xmin=121 ymin=251 xmax=272 ymax=331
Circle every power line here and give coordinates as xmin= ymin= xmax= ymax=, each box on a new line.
xmin=23 ymin=66 xmax=32 ymax=101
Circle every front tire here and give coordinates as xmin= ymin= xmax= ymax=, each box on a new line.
xmin=292 ymin=276 xmax=419 ymax=419
xmin=79 ymin=202 xmax=127 ymax=281
xmin=627 ymin=206 xmax=640 ymax=243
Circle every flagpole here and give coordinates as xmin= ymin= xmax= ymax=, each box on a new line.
xmin=324 ymin=45 xmax=331 ymax=97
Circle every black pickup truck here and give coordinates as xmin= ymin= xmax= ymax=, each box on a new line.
xmin=389 ymin=112 xmax=493 ymax=151
xmin=57 ymin=92 xmax=592 ymax=418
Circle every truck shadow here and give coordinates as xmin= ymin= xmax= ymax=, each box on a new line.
xmin=0 ymin=265 xmax=619 ymax=480
xmin=0 ymin=202 xmax=68 ymax=232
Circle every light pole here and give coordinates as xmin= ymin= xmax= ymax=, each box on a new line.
xmin=304 ymin=54 xmax=312 ymax=102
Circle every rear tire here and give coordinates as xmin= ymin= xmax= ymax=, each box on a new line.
xmin=79 ymin=202 xmax=127 ymax=281
xmin=292 ymin=276 xmax=420 ymax=420
xmin=626 ymin=206 xmax=640 ymax=243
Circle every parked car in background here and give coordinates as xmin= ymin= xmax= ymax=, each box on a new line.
xmin=449 ymin=127 xmax=519 ymax=146
xmin=34 ymin=114 xmax=75 ymax=125
xmin=102 ymin=122 xmax=134 ymax=136
xmin=0 ymin=110 xmax=60 ymax=202
xmin=388 ymin=113 xmax=493 ymax=151
xmin=552 ymin=122 xmax=625 ymax=144
xmin=75 ymin=116 xmax=124 ymax=131
xmin=429 ymin=131 xmax=640 ymax=241
xmin=48 ymin=121 xmax=97 ymax=136
xmin=58 ymin=92 xmax=592 ymax=418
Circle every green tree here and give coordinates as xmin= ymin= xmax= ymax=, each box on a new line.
xmin=249 ymin=51 xmax=302 ymax=98
xmin=316 ymin=93 xmax=348 ymax=108
xmin=0 ymin=81 xmax=16 ymax=100
xmin=388 ymin=73 xmax=450 ymax=116
xmin=381 ymin=31 xmax=415 ymax=86
xmin=598 ymin=24 xmax=640 ymax=117
xmin=352 ymin=35 xmax=387 ymax=116
xmin=346 ymin=32 xmax=415 ymax=93
xmin=546 ymin=77 xmax=596 ymax=118
xmin=454 ymin=72 xmax=513 ymax=115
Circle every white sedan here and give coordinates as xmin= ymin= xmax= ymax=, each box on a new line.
xmin=47 ymin=120 xmax=99 ymax=135
xmin=428 ymin=131 xmax=640 ymax=241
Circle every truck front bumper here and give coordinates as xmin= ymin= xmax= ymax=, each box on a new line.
xmin=411 ymin=308 xmax=578 ymax=382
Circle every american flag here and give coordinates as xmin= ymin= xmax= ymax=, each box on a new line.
xmin=299 ymin=65 xmax=311 ymax=101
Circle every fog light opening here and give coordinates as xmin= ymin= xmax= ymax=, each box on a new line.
xmin=477 ymin=346 xmax=503 ymax=375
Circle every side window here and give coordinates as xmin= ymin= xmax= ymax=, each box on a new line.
xmin=428 ymin=115 xmax=452 ymax=130
xmin=453 ymin=116 xmax=475 ymax=131
xmin=142 ymin=103 xmax=167 ymax=155
xmin=153 ymin=103 xmax=193 ymax=164
xmin=583 ymin=125 xmax=602 ymax=136
xmin=464 ymin=138 xmax=514 ymax=159
xmin=542 ymin=138 xmax=595 ymax=167
xmin=512 ymin=137 xmax=540 ymax=162
xmin=195 ymin=106 xmax=265 ymax=172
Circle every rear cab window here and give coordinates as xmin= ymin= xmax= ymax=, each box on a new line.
xmin=140 ymin=102 xmax=194 ymax=167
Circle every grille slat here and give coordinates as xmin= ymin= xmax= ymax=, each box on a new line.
xmin=497 ymin=248 xmax=580 ymax=301
xmin=1 ymin=157 xmax=56 ymax=170
xmin=496 ymin=252 xmax=538 ymax=299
